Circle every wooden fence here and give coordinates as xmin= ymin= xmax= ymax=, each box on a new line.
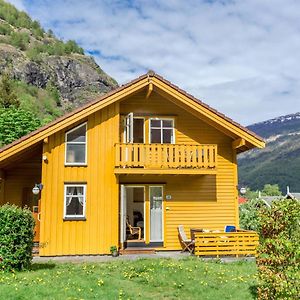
xmin=194 ymin=231 xmax=259 ymax=257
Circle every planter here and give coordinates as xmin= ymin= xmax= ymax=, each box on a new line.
xmin=111 ymin=251 xmax=119 ymax=257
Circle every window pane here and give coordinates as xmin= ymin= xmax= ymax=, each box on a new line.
xmin=151 ymin=129 xmax=161 ymax=143
xmin=66 ymin=144 xmax=86 ymax=163
xmin=163 ymin=129 xmax=172 ymax=143
xmin=133 ymin=118 xmax=144 ymax=143
xmin=150 ymin=120 xmax=161 ymax=127
xmin=67 ymin=125 xmax=86 ymax=143
xmin=66 ymin=197 xmax=84 ymax=216
xmin=163 ymin=120 xmax=173 ymax=128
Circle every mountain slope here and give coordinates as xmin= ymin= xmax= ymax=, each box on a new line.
xmin=238 ymin=113 xmax=300 ymax=192
xmin=0 ymin=0 xmax=117 ymax=122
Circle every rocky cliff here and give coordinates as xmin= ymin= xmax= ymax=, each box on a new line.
xmin=0 ymin=44 xmax=117 ymax=110
xmin=0 ymin=0 xmax=117 ymax=114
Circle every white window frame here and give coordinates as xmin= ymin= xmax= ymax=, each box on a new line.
xmin=149 ymin=118 xmax=175 ymax=144
xmin=64 ymin=184 xmax=86 ymax=219
xmin=65 ymin=122 xmax=87 ymax=166
xmin=123 ymin=114 xmax=145 ymax=144
xmin=149 ymin=185 xmax=164 ymax=242
xmin=123 ymin=113 xmax=133 ymax=143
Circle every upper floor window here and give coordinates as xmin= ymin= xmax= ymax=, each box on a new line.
xmin=123 ymin=113 xmax=144 ymax=143
xmin=150 ymin=118 xmax=175 ymax=144
xmin=65 ymin=123 xmax=87 ymax=165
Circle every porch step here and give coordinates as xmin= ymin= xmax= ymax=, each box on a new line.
xmin=120 ymin=247 xmax=156 ymax=255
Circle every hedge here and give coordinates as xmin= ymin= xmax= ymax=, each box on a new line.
xmin=0 ymin=204 xmax=35 ymax=271
xmin=257 ymin=199 xmax=300 ymax=299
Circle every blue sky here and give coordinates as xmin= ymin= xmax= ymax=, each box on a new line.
xmin=7 ymin=0 xmax=300 ymax=125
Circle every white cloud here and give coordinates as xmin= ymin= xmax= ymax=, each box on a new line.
xmin=6 ymin=0 xmax=26 ymax=11
xmin=6 ymin=0 xmax=300 ymax=125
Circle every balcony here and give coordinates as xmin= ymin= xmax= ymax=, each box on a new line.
xmin=114 ymin=143 xmax=217 ymax=175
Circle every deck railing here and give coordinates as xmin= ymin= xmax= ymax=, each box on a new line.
xmin=115 ymin=143 xmax=217 ymax=170
xmin=194 ymin=231 xmax=259 ymax=257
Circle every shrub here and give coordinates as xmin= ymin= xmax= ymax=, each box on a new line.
xmin=257 ymin=199 xmax=300 ymax=299
xmin=239 ymin=198 xmax=266 ymax=231
xmin=0 ymin=204 xmax=35 ymax=271
xmin=0 ymin=22 xmax=12 ymax=35
xmin=9 ymin=31 xmax=30 ymax=50
xmin=0 ymin=73 xmax=19 ymax=108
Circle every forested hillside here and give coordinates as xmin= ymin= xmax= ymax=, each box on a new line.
xmin=0 ymin=0 xmax=117 ymax=147
xmin=238 ymin=113 xmax=300 ymax=192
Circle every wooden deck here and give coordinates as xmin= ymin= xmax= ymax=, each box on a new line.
xmin=194 ymin=231 xmax=259 ymax=257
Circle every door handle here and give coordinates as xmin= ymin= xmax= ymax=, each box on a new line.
xmin=37 ymin=213 xmax=41 ymax=221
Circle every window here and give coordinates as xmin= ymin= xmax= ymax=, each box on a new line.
xmin=64 ymin=184 xmax=86 ymax=219
xmin=123 ymin=114 xmax=145 ymax=143
xmin=65 ymin=123 xmax=87 ymax=165
xmin=150 ymin=119 xmax=174 ymax=144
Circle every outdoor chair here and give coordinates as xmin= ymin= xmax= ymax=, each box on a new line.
xmin=126 ymin=218 xmax=142 ymax=240
xmin=178 ymin=225 xmax=195 ymax=253
xmin=224 ymin=225 xmax=236 ymax=232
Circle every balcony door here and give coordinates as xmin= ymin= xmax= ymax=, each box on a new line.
xmin=124 ymin=113 xmax=144 ymax=143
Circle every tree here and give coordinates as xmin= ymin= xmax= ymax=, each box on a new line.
xmin=0 ymin=107 xmax=41 ymax=146
xmin=261 ymin=184 xmax=282 ymax=196
xmin=0 ymin=74 xmax=19 ymax=108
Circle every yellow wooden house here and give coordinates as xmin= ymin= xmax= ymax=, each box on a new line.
xmin=0 ymin=71 xmax=264 ymax=256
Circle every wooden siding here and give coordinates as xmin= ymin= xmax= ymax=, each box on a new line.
xmin=39 ymin=103 xmax=119 ymax=256
xmin=118 ymin=91 xmax=239 ymax=250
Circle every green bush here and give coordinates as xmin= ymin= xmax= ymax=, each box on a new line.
xmin=0 ymin=204 xmax=35 ymax=271
xmin=0 ymin=107 xmax=41 ymax=146
xmin=257 ymin=199 xmax=300 ymax=299
xmin=239 ymin=198 xmax=267 ymax=231
xmin=0 ymin=73 xmax=19 ymax=108
xmin=9 ymin=31 xmax=30 ymax=50
xmin=0 ymin=22 xmax=12 ymax=35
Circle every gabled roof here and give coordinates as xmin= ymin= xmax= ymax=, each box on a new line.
xmin=0 ymin=71 xmax=265 ymax=164
xmin=286 ymin=192 xmax=300 ymax=200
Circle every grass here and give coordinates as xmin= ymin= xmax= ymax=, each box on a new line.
xmin=0 ymin=258 xmax=257 ymax=299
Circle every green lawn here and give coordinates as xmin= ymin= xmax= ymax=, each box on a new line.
xmin=0 ymin=258 xmax=257 ymax=300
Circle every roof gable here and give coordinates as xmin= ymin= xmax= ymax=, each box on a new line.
xmin=0 ymin=71 xmax=265 ymax=164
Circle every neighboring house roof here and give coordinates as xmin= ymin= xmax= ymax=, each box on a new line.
xmin=0 ymin=71 xmax=265 ymax=166
xmin=286 ymin=192 xmax=300 ymax=200
xmin=260 ymin=196 xmax=283 ymax=207
xmin=238 ymin=196 xmax=248 ymax=204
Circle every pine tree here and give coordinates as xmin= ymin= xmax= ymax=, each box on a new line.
xmin=0 ymin=74 xmax=19 ymax=108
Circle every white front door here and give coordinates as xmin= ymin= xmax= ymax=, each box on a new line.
xmin=149 ymin=186 xmax=163 ymax=242
xmin=120 ymin=185 xmax=127 ymax=244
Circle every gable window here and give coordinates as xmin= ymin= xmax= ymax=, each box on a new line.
xmin=150 ymin=118 xmax=175 ymax=144
xmin=65 ymin=123 xmax=87 ymax=165
xmin=64 ymin=184 xmax=86 ymax=219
